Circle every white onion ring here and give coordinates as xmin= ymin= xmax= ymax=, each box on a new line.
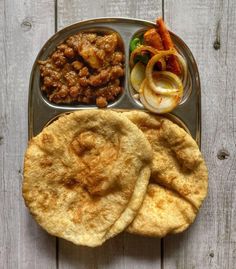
xmin=139 ymin=79 xmax=181 ymax=114
xmin=151 ymin=71 xmax=183 ymax=96
xmin=175 ymin=52 xmax=188 ymax=89
xmin=130 ymin=45 xmax=166 ymax=70
xmin=146 ymin=49 xmax=183 ymax=95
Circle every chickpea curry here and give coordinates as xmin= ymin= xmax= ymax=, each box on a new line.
xmin=38 ymin=32 xmax=125 ymax=108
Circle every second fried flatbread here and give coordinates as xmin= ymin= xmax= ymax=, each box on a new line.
xmin=127 ymin=184 xmax=197 ymax=236
xmin=123 ymin=111 xmax=208 ymax=237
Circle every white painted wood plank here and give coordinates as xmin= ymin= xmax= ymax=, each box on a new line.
xmin=0 ymin=1 xmax=56 ymax=268
xmin=163 ymin=0 xmax=236 ymax=268
xmin=58 ymin=234 xmax=161 ymax=269
xmin=58 ymin=0 xmax=162 ymax=29
xmin=57 ymin=1 xmax=162 ymax=268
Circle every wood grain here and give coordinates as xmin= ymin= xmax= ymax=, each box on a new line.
xmin=58 ymin=0 xmax=162 ymax=29
xmin=0 ymin=1 xmax=56 ymax=268
xmin=1 ymin=0 xmax=235 ymax=268
xmin=57 ymin=1 xmax=162 ymax=268
xmin=164 ymin=0 xmax=236 ymax=268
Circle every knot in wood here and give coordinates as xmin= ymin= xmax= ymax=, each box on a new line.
xmin=217 ymin=149 xmax=229 ymax=160
xmin=209 ymin=252 xmax=214 ymax=258
xmin=0 ymin=136 xmax=3 ymax=145
xmin=213 ymin=40 xmax=220 ymax=50
xmin=21 ymin=18 xmax=32 ymax=31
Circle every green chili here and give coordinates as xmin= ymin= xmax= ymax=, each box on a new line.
xmin=130 ymin=37 xmax=141 ymax=51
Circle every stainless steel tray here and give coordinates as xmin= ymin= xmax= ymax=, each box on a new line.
xmin=28 ymin=17 xmax=201 ymax=145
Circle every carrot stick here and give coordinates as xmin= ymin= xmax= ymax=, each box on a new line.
xmin=156 ymin=18 xmax=181 ymax=75
xmin=156 ymin=18 xmax=174 ymax=50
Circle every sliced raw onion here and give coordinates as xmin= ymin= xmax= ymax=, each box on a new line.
xmin=175 ymin=52 xmax=188 ymax=88
xmin=130 ymin=62 xmax=146 ymax=92
xmin=146 ymin=50 xmax=183 ymax=95
xmin=129 ymin=45 xmax=167 ymax=70
xmin=130 ymin=45 xmax=159 ymax=67
xmin=133 ymin=93 xmax=140 ymax=100
xmin=130 ymin=45 xmax=167 ymax=71
xmin=151 ymin=71 xmax=183 ymax=96
xmin=140 ymin=79 xmax=182 ymax=114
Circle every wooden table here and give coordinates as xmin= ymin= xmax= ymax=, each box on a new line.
xmin=1 ymin=0 xmax=235 ymax=268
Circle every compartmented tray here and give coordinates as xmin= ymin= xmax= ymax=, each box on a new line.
xmin=28 ymin=17 xmax=201 ymax=145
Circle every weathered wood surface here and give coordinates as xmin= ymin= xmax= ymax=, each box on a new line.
xmin=57 ymin=0 xmax=162 ymax=30
xmin=164 ymin=0 xmax=236 ymax=268
xmin=0 ymin=1 xmax=56 ymax=268
xmin=0 ymin=0 xmax=235 ymax=268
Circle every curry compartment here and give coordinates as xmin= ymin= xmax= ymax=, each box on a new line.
xmin=37 ymin=28 xmax=126 ymax=109
xmin=29 ymin=18 xmax=201 ymax=144
xmin=128 ymin=28 xmax=193 ymax=107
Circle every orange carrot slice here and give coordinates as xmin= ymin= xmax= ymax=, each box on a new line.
xmin=156 ymin=18 xmax=181 ymax=75
xmin=144 ymin=28 xmax=164 ymax=50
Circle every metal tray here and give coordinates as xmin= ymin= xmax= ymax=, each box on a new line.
xmin=28 ymin=17 xmax=201 ymax=145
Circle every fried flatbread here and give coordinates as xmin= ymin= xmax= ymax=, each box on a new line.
xmin=123 ymin=111 xmax=208 ymax=237
xmin=23 ymin=110 xmax=152 ymax=246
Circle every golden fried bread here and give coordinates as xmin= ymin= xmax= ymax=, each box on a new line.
xmin=123 ymin=111 xmax=208 ymax=237
xmin=127 ymin=184 xmax=197 ymax=236
xmin=23 ymin=110 xmax=152 ymax=247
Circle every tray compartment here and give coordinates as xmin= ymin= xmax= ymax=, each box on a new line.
xmin=128 ymin=28 xmax=193 ymax=107
xmin=37 ymin=27 xmax=126 ymax=109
